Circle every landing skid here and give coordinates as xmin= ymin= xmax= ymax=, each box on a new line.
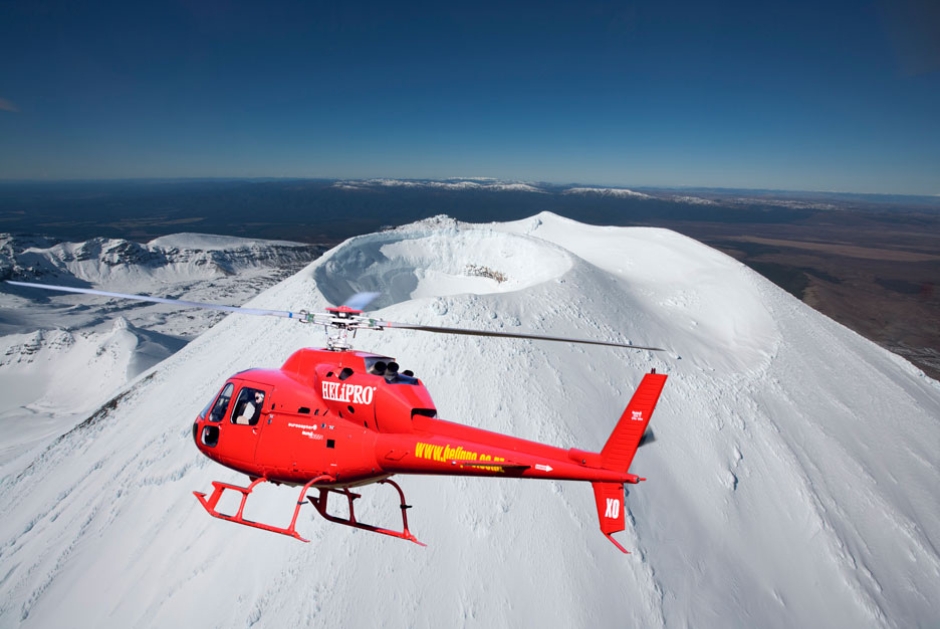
xmin=194 ymin=475 xmax=333 ymax=542
xmin=308 ymin=479 xmax=426 ymax=546
xmin=193 ymin=477 xmax=425 ymax=546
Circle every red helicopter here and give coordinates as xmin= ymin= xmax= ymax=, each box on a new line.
xmin=7 ymin=280 xmax=667 ymax=553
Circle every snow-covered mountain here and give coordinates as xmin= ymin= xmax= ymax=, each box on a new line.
xmin=333 ymin=178 xmax=546 ymax=193
xmin=326 ymin=178 xmax=848 ymax=208
xmin=0 ymin=319 xmax=184 ymax=466
xmin=563 ymin=186 xmax=653 ymax=199
xmin=0 ymin=232 xmax=321 ymax=290
xmin=0 ymin=213 xmax=937 ymax=628
xmin=0 ymin=233 xmax=322 ymax=464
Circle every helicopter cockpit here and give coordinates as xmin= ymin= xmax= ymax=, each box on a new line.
xmin=232 ymin=387 xmax=266 ymax=425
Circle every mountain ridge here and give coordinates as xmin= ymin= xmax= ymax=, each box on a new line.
xmin=0 ymin=213 xmax=937 ymax=628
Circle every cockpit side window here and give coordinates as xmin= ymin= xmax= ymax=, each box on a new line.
xmin=208 ymin=383 xmax=234 ymax=423
xmin=232 ymin=387 xmax=266 ymax=426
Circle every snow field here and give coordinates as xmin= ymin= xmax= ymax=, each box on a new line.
xmin=0 ymin=213 xmax=938 ymax=628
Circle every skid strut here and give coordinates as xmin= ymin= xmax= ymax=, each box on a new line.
xmin=194 ymin=475 xmax=333 ymax=542
xmin=308 ymin=479 xmax=426 ymax=546
xmin=194 ymin=477 xmax=425 ymax=545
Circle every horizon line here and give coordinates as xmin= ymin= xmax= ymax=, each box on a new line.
xmin=0 ymin=176 xmax=937 ymax=200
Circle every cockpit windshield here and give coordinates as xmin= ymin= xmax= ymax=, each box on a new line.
xmin=208 ymin=383 xmax=234 ymax=422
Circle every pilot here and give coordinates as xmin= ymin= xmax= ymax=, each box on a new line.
xmin=235 ymin=391 xmax=264 ymax=425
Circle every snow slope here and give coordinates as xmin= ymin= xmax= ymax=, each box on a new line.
xmin=0 ymin=319 xmax=184 ymax=467
xmin=0 ymin=213 xmax=938 ymax=628
xmin=0 ymin=233 xmax=321 ymax=470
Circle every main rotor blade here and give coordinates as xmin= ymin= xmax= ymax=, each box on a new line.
xmin=378 ymin=320 xmax=664 ymax=351
xmin=5 ymin=280 xmax=307 ymax=321
xmin=7 ymin=280 xmax=665 ymax=351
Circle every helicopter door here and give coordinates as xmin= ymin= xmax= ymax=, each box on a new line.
xmin=223 ymin=385 xmax=268 ymax=466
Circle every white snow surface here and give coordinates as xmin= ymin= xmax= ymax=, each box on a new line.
xmin=0 ymin=233 xmax=320 ymax=465
xmin=0 ymin=232 xmax=319 ymax=294
xmin=1 ymin=212 xmax=938 ymax=628
xmin=669 ymin=194 xmax=719 ymax=206
xmin=333 ymin=179 xmax=546 ymax=193
xmin=0 ymin=319 xmax=183 ymax=466
xmin=563 ymin=187 xmax=654 ymax=199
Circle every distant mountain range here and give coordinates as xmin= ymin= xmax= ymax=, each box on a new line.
xmin=2 ymin=178 xmax=938 ymax=245
xmin=0 ymin=232 xmax=322 ymax=284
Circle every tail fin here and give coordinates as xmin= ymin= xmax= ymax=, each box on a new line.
xmin=600 ymin=371 xmax=667 ymax=472
xmin=592 ymin=481 xmax=629 ymax=552
xmin=592 ymin=372 xmax=667 ymax=553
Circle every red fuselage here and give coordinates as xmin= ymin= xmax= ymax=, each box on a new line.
xmin=192 ymin=348 xmax=637 ymax=488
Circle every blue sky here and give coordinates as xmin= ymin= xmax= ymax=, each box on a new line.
xmin=1 ymin=0 xmax=938 ymax=194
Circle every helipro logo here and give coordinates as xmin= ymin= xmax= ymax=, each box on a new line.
xmin=322 ymin=382 xmax=377 ymax=404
